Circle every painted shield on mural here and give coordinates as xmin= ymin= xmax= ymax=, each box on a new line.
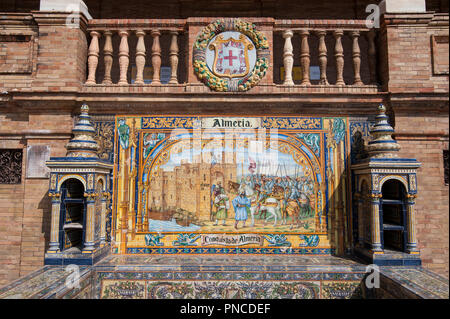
xmin=209 ymin=33 xmax=254 ymax=79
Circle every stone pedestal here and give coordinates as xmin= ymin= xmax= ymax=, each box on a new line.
xmin=379 ymin=0 xmax=426 ymax=14
xmin=39 ymin=0 xmax=92 ymax=19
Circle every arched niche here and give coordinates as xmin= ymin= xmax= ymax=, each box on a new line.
xmin=59 ymin=178 xmax=86 ymax=252
xmin=380 ymin=179 xmax=408 ymax=252
xmin=378 ymin=175 xmax=408 ymax=194
xmin=57 ymin=174 xmax=87 ymax=193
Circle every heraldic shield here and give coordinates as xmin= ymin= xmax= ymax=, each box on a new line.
xmin=209 ymin=33 xmax=255 ymax=79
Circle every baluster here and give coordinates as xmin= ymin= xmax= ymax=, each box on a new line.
xmin=135 ymin=30 xmax=146 ymax=85
xmin=118 ymin=30 xmax=129 ymax=85
xmin=86 ymin=31 xmax=100 ymax=85
xmin=168 ymin=31 xmax=179 ymax=84
xmin=151 ymin=30 xmax=161 ymax=85
xmin=351 ymin=31 xmax=363 ymax=86
xmin=102 ymin=30 xmax=113 ymax=84
xmin=299 ymin=30 xmax=310 ymax=86
xmin=334 ymin=30 xmax=345 ymax=86
xmin=316 ymin=30 xmax=329 ymax=85
xmin=366 ymin=29 xmax=377 ymax=84
xmin=282 ymin=30 xmax=294 ymax=86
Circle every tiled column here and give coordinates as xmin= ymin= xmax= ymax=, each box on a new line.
xmin=143 ymin=181 xmax=150 ymax=230
xmin=83 ymin=193 xmax=97 ymax=252
xmin=299 ymin=30 xmax=311 ymax=86
xmin=48 ymin=192 xmax=61 ymax=252
xmin=86 ymin=31 xmax=100 ymax=85
xmin=282 ymin=30 xmax=294 ymax=86
xmin=169 ymin=31 xmax=179 ymax=84
xmin=100 ymin=192 xmax=110 ymax=247
xmin=118 ymin=30 xmax=130 ymax=85
xmin=136 ymin=182 xmax=144 ymax=231
xmin=370 ymin=193 xmax=383 ymax=252
xmin=406 ymin=194 xmax=419 ymax=253
xmin=102 ymin=30 xmax=113 ymax=84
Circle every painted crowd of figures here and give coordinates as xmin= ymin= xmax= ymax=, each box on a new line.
xmin=211 ymin=174 xmax=315 ymax=230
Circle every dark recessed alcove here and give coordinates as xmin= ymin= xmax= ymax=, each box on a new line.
xmin=60 ymin=179 xmax=86 ymax=252
xmin=380 ymin=179 xmax=407 ymax=252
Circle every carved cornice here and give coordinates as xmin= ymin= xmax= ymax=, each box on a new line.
xmin=381 ymin=12 xmax=435 ymax=26
xmin=0 ymin=13 xmax=37 ymax=30
xmin=32 ymin=11 xmax=89 ymax=32
xmin=87 ymin=19 xmax=186 ymax=32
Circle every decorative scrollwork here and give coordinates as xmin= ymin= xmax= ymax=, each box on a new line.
xmin=0 ymin=149 xmax=22 ymax=184
xmin=261 ymin=117 xmax=322 ymax=129
xmin=94 ymin=121 xmax=115 ymax=161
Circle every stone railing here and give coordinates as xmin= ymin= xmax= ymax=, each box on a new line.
xmin=86 ymin=19 xmax=186 ymax=86
xmin=84 ymin=18 xmax=379 ymax=91
xmin=274 ymin=20 xmax=378 ymax=87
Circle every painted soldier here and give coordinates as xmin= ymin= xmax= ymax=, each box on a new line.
xmin=265 ymin=177 xmax=275 ymax=194
xmin=287 ymin=176 xmax=302 ymax=207
xmin=213 ymin=187 xmax=229 ymax=226
xmin=258 ymin=178 xmax=269 ymax=204
xmin=232 ymin=191 xmax=251 ymax=229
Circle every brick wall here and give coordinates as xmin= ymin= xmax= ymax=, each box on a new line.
xmin=31 ymin=13 xmax=88 ymax=92
xmin=84 ymin=0 xmax=377 ymax=19
xmin=0 ymin=112 xmax=72 ymax=287
xmin=382 ymin=10 xmax=449 ymax=279
xmin=0 ymin=140 xmax=25 ymax=286
xmin=382 ymin=13 xmax=449 ymax=93
xmin=395 ymin=114 xmax=449 ymax=278
xmin=0 ymin=0 xmax=448 ymax=18
xmin=0 ymin=12 xmax=88 ymax=93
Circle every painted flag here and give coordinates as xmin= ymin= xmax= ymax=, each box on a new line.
xmin=248 ymin=157 xmax=256 ymax=174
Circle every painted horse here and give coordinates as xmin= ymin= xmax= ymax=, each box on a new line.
xmin=247 ymin=184 xmax=280 ymax=227
xmin=280 ymin=199 xmax=301 ymax=229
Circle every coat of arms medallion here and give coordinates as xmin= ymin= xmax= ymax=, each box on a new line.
xmin=193 ymin=18 xmax=270 ymax=92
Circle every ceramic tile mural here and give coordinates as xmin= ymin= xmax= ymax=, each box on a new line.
xmin=112 ymin=116 xmax=350 ymax=255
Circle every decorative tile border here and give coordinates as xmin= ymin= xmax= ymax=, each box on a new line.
xmin=125 ymin=247 xmax=336 ymax=255
xmin=1 ymin=255 xmax=448 ymax=300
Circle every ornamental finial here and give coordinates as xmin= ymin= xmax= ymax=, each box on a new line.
xmin=81 ymin=102 xmax=89 ymax=113
xmin=367 ymin=104 xmax=400 ymax=158
xmin=65 ymin=103 xmax=99 ymax=158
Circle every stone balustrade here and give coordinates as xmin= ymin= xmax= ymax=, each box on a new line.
xmin=275 ymin=20 xmax=378 ymax=87
xmin=85 ymin=19 xmax=185 ymax=86
xmin=84 ymin=18 xmax=378 ymax=90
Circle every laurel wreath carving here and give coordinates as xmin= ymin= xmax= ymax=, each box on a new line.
xmin=193 ymin=18 xmax=270 ymax=92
